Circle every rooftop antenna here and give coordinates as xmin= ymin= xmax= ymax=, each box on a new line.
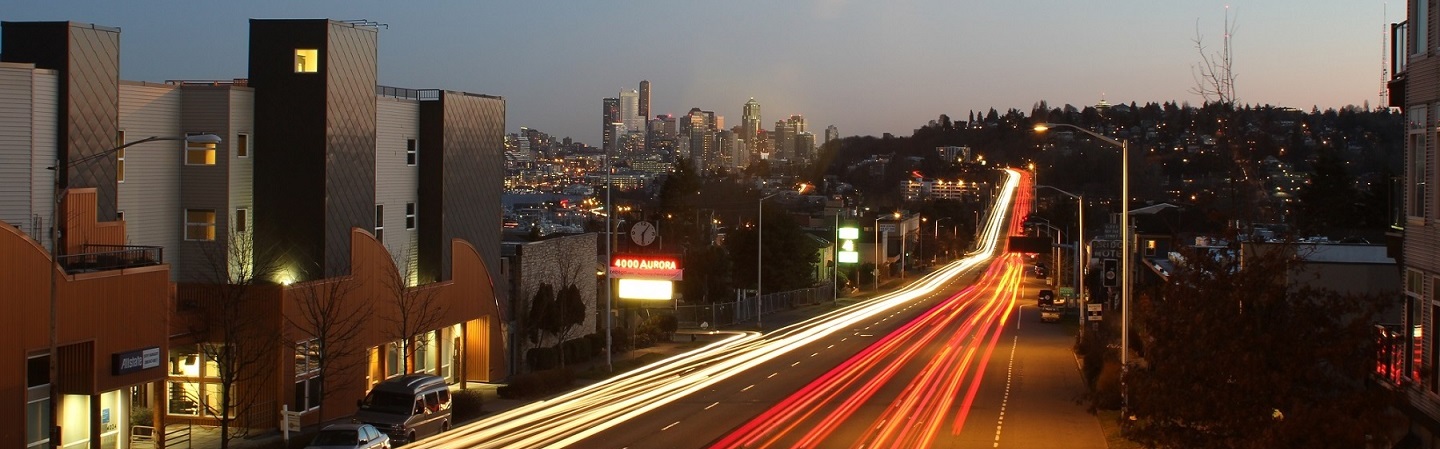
xmin=1380 ymin=2 xmax=1389 ymax=109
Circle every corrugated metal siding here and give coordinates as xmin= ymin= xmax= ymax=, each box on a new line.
xmin=376 ymin=98 xmax=420 ymax=260
xmin=31 ymin=69 xmax=57 ymax=254
xmin=118 ymin=82 xmax=182 ymax=277
xmin=0 ymin=65 xmax=35 ymax=234
xmin=178 ymin=85 xmax=236 ymax=283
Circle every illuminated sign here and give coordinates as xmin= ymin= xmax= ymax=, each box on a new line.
xmin=837 ymin=227 xmax=859 ymax=264
xmin=112 ymin=347 xmax=161 ymax=375
xmin=610 ymin=254 xmax=683 ymax=280
xmin=618 ymin=279 xmax=673 ymax=300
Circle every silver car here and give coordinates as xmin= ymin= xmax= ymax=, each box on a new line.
xmin=305 ymin=423 xmax=391 ymax=449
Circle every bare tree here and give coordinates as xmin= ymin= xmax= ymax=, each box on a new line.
xmin=380 ymin=251 xmax=447 ymax=374
xmin=551 ymin=255 xmax=591 ymax=367
xmin=186 ymin=230 xmax=282 ymax=448
xmin=1190 ymin=7 xmax=1238 ymax=106
xmin=286 ymin=273 xmax=368 ymax=425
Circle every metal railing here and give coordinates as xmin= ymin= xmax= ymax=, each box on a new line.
xmin=57 ymin=244 xmax=163 ymax=273
xmin=676 ymin=284 xmax=835 ymax=328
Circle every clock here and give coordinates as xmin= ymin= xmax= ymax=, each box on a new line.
xmin=630 ymin=221 xmax=657 ymax=246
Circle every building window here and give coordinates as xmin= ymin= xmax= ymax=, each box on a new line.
xmin=168 ymin=344 xmax=230 ymax=418
xmin=26 ymin=354 xmax=49 ymax=449
xmin=185 ymin=137 xmax=217 ymax=165
xmin=406 ymin=138 xmax=418 ymax=166
xmin=375 ymin=205 xmax=384 ymax=243
xmin=1409 ymin=107 xmax=1428 ymax=218
xmin=237 ymin=133 xmax=249 ymax=158
xmin=235 ymin=208 xmax=248 ymax=233
xmin=116 ymin=210 xmax=125 ymax=222
xmin=185 ymin=209 xmax=216 ymax=241
xmin=116 ymin=130 xmax=126 ymax=183
xmin=386 ymin=342 xmax=403 ymax=379
xmin=295 ymin=49 xmax=319 ymax=73
xmin=405 ymin=203 xmax=416 ymax=230
xmin=294 ymin=339 xmax=321 ymax=412
xmin=1417 ymin=0 xmax=1429 ymax=57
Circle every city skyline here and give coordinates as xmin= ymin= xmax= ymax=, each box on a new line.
xmin=4 ymin=1 xmax=1389 ymax=145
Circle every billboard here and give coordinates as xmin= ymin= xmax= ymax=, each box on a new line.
xmin=611 ymin=254 xmax=683 ymax=301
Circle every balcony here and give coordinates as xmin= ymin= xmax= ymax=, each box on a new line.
xmin=58 ymin=244 xmax=164 ymax=273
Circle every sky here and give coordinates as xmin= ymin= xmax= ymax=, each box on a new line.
xmin=5 ymin=1 xmax=1392 ymax=146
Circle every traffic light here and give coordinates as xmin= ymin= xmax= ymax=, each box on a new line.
xmin=1102 ymin=258 xmax=1118 ymax=287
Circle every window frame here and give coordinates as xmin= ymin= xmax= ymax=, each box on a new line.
xmin=375 ymin=204 xmax=385 ymax=243
xmin=236 ymin=133 xmax=249 ymax=158
xmin=234 ymin=208 xmax=248 ymax=234
xmin=116 ymin=130 xmax=126 ymax=183
xmin=406 ymin=138 xmax=418 ymax=166
xmin=405 ymin=202 xmax=416 ymax=230
xmin=184 ymin=209 xmax=217 ymax=241
xmin=295 ymin=49 xmax=320 ymax=73
xmin=184 ymin=136 xmax=218 ymax=166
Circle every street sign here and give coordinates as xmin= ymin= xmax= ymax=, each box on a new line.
xmin=1086 ymin=303 xmax=1103 ymax=321
xmin=1092 ymin=239 xmax=1122 ymax=260
xmin=838 ymin=227 xmax=859 ymax=264
xmin=1102 ymin=258 xmax=1118 ymax=287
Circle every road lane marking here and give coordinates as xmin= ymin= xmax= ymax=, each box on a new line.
xmin=704 ymin=402 xmax=719 ymax=410
xmin=791 ymin=361 xmax=801 ymax=367
xmin=767 ymin=372 xmax=778 ymax=379
xmin=742 ymin=384 xmax=755 ymax=392
xmin=662 ymin=421 xmax=680 ymax=431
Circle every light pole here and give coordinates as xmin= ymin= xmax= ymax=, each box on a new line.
xmin=48 ymin=133 xmax=220 ymax=449
xmin=894 ymin=212 xmax=904 ymax=279
xmin=832 ymin=212 xmax=839 ymax=304
xmin=757 ymin=192 xmax=779 ymax=331
xmin=933 ymin=217 xmax=953 ymax=262
xmin=1035 ymin=122 xmax=1128 ymax=411
xmin=604 ymin=144 xmax=613 ymax=372
xmin=873 ymin=215 xmax=883 ymax=291
xmin=1038 ymin=185 xmax=1084 ymax=312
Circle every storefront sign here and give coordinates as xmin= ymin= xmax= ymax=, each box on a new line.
xmin=610 ymin=254 xmax=683 ymax=280
xmin=838 ymin=227 xmax=859 ymax=264
xmin=112 ymin=347 xmax=161 ymax=375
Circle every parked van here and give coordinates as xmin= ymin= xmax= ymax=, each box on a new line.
xmin=354 ymin=374 xmax=451 ymax=445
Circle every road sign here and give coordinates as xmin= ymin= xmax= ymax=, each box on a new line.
xmin=1102 ymin=258 xmax=1118 ymax=287
xmin=1086 ymin=303 xmax=1103 ymax=321
xmin=1059 ymin=287 xmax=1075 ymax=297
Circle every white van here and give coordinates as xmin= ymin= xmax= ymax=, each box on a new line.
xmin=354 ymin=374 xmax=451 ymax=445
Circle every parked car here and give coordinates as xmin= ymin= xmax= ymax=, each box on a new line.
xmin=1038 ymin=289 xmax=1060 ymax=323
xmin=305 ymin=423 xmax=390 ymax=449
xmin=354 ymin=374 xmax=452 ymax=445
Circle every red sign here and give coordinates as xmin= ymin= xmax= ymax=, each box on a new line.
xmin=610 ymin=254 xmax=683 ymax=280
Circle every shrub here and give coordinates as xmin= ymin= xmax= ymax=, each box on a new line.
xmin=609 ymin=327 xmax=631 ymax=352
xmin=526 ymin=346 xmax=559 ymax=371
xmin=130 ymin=406 xmax=154 ymax=427
xmin=1092 ymin=360 xmax=1122 ymax=410
xmin=451 ymin=389 xmax=485 ymax=422
xmin=497 ymin=368 xmax=574 ymax=399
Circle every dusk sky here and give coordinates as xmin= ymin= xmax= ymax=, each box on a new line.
xmin=6 ymin=1 xmax=1389 ymax=145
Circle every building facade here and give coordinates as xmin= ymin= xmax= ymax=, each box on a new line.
xmin=0 ymin=19 xmax=510 ymax=447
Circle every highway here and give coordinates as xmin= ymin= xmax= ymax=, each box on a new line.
xmin=410 ymin=168 xmax=1099 ymax=448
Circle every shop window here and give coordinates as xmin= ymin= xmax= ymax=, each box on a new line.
xmin=167 ymin=345 xmax=229 ymax=418
xmin=26 ymin=354 xmax=49 ymax=449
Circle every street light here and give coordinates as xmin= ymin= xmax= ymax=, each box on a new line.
xmin=757 ymin=192 xmax=780 ymax=331
xmin=873 ymin=214 xmax=883 ymax=291
xmin=894 ymin=212 xmax=904 ymax=279
xmin=1034 ymin=122 xmax=1129 ymax=411
xmin=47 ymin=133 xmax=221 ymax=448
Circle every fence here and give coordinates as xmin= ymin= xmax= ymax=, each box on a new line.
xmin=675 ymin=284 xmax=834 ymax=328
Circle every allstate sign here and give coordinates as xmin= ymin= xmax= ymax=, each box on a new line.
xmin=112 ymin=347 xmax=161 ymax=376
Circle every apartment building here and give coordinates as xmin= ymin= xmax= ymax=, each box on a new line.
xmin=1390 ymin=0 xmax=1440 ymax=443
xmin=0 ymin=19 xmax=508 ymax=448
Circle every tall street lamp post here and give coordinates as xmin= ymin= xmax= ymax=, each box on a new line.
xmin=1034 ymin=122 xmax=1129 ymax=411
xmin=757 ymin=192 xmax=779 ymax=331
xmin=873 ymin=215 xmax=883 ymax=291
xmin=48 ymin=133 xmax=221 ymax=448
xmin=894 ymin=212 xmax=903 ymax=279
xmin=933 ymin=217 xmax=953 ymax=262
xmin=1038 ymin=185 xmax=1084 ymax=316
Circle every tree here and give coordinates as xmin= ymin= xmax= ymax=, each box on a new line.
xmin=552 ymin=283 xmax=587 ymax=367
xmin=726 ymin=205 xmax=824 ymax=293
xmin=525 ymin=283 xmax=556 ymax=347
xmin=1294 ymin=147 xmax=1358 ymax=233
xmin=1190 ymin=8 xmax=1238 ymax=107
xmin=286 ymin=273 xmax=367 ymax=425
xmin=187 ymin=230 xmax=282 ymax=448
xmin=1125 ymin=244 xmax=1392 ymax=448
xmin=380 ymin=252 xmax=447 ymax=373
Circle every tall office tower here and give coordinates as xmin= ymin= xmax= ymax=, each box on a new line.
xmin=795 ymin=132 xmax=816 ymax=164
xmin=787 ymin=114 xmax=807 ymax=134
xmin=638 ymin=80 xmax=651 ymax=151
xmin=619 ymin=88 xmax=644 ymax=153
xmin=742 ymin=98 xmax=761 ymax=151
xmin=825 ymin=124 xmax=839 ymax=146
xmin=602 ymin=97 xmax=620 ymax=152
xmin=638 ymin=80 xmax=651 ymax=122
xmin=681 ymin=108 xmax=714 ymax=172
xmin=773 ymin=119 xmax=794 ymax=160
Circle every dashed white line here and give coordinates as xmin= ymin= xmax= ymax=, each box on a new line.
xmin=993 ymin=335 xmax=1020 ymax=447
xmin=704 ymin=402 xmax=719 ymax=410
xmin=767 ymin=372 xmax=778 ymax=379
xmin=741 ymin=384 xmax=755 ymax=392
xmin=661 ymin=421 xmax=680 ymax=431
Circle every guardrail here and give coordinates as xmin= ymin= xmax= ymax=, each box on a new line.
xmin=57 ymin=244 xmax=163 ymax=273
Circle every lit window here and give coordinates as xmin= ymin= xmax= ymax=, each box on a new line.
xmin=295 ymin=49 xmax=319 ymax=73
xmin=185 ymin=209 xmax=216 ymax=241
xmin=406 ymin=138 xmax=417 ymax=165
xmin=405 ymin=202 xmax=416 ymax=229
xmin=237 ymin=133 xmax=249 ymax=158
xmin=185 ymin=139 xmax=217 ymax=165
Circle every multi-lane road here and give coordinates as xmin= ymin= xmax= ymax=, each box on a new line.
xmin=413 ymin=168 xmax=1105 ymax=448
